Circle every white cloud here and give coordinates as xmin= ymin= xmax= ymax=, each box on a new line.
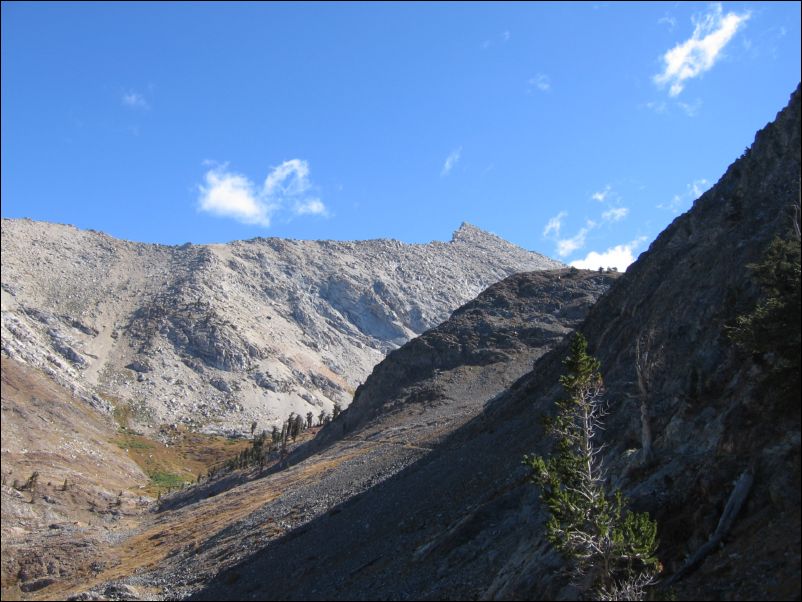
xmin=543 ymin=211 xmax=568 ymax=237
xmin=557 ymin=226 xmax=591 ymax=257
xmin=198 ymin=159 xmax=326 ymax=226
xmin=122 ymin=91 xmax=149 ymax=110
xmin=570 ymin=236 xmax=648 ymax=272
xmin=293 ymin=198 xmax=328 ymax=216
xmin=502 ymin=30 xmax=510 ymax=42
xmin=198 ymin=166 xmax=272 ymax=226
xmin=441 ymin=147 xmax=462 ymax=176
xmin=528 ymin=74 xmax=551 ymax=92
xmin=602 ymin=207 xmax=629 ymax=222
xmin=654 ymin=3 xmax=750 ymax=97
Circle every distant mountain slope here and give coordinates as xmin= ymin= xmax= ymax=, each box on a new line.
xmin=1 ymin=221 xmax=561 ymax=434
xmin=191 ymin=86 xmax=801 ymax=601
xmin=0 ymin=358 xmax=148 ymax=598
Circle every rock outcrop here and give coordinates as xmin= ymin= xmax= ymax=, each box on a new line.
xmin=1 ymin=221 xmax=561 ymax=434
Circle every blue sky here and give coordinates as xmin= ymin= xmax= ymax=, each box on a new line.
xmin=2 ymin=2 xmax=800 ymax=269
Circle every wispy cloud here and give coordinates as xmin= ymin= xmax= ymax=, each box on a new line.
xmin=591 ymin=185 xmax=612 ymax=202
xmin=658 ymin=14 xmax=677 ymax=31
xmin=263 ymin=158 xmax=311 ymax=197
xmin=551 ymin=186 xmax=631 ymax=257
xmin=557 ymin=224 xmax=592 ymax=257
xmin=122 ymin=91 xmax=150 ymax=110
xmin=644 ymin=100 xmax=668 ymax=114
xmin=543 ymin=211 xmax=568 ymax=238
xmin=602 ymin=207 xmax=629 ymax=222
xmin=482 ymin=31 xmax=511 ymax=49
xmin=654 ymin=3 xmax=750 ymax=97
xmin=570 ymin=236 xmax=648 ymax=272
xmin=642 ymin=98 xmax=701 ymax=118
xmin=528 ymin=73 xmax=551 ymax=93
xmin=658 ymin=178 xmax=710 ymax=213
xmin=690 ymin=178 xmax=709 ymax=197
xmin=677 ymin=98 xmax=703 ymax=117
xmin=441 ymin=147 xmax=462 ymax=176
xmin=198 ymin=159 xmax=326 ymax=226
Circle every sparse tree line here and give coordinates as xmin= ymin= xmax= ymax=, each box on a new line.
xmin=3 ymin=470 xmax=73 ymax=504
xmin=203 ymin=403 xmax=344 ymax=479
xmin=2 ymin=470 xmax=137 ymax=513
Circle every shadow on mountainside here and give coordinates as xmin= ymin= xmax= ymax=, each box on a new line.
xmin=190 ymin=85 xmax=801 ymax=601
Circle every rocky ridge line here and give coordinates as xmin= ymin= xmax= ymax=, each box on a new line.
xmin=1 ymin=220 xmax=561 ymax=434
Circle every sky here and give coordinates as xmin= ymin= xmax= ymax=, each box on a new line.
xmin=2 ymin=2 xmax=800 ymax=270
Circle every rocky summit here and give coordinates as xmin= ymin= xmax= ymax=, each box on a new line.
xmin=1 ymin=220 xmax=561 ymax=435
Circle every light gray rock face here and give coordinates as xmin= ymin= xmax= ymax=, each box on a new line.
xmin=1 ymin=220 xmax=561 ymax=434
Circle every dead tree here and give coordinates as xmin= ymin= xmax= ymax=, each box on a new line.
xmin=635 ymin=330 xmax=662 ymax=465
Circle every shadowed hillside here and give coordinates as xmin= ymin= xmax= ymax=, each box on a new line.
xmin=189 ymin=85 xmax=801 ymax=601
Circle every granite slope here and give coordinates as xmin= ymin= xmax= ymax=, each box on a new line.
xmin=1 ymin=221 xmax=561 ymax=436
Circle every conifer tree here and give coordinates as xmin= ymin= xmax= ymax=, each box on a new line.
xmin=524 ymin=333 xmax=659 ymax=600
xmin=729 ymin=214 xmax=801 ymax=398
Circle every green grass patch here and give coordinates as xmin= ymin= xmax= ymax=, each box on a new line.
xmin=148 ymin=471 xmax=186 ymax=489
xmin=109 ymin=424 xmax=252 ymax=496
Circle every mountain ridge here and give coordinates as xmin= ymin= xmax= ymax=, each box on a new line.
xmin=1 ymin=217 xmax=530 ymax=251
xmin=1 ymin=218 xmax=562 ymax=435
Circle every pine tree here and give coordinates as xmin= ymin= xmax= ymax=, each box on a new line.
xmin=729 ymin=218 xmax=801 ymax=398
xmin=524 ymin=333 xmax=659 ymax=600
xmin=290 ymin=414 xmax=303 ymax=441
